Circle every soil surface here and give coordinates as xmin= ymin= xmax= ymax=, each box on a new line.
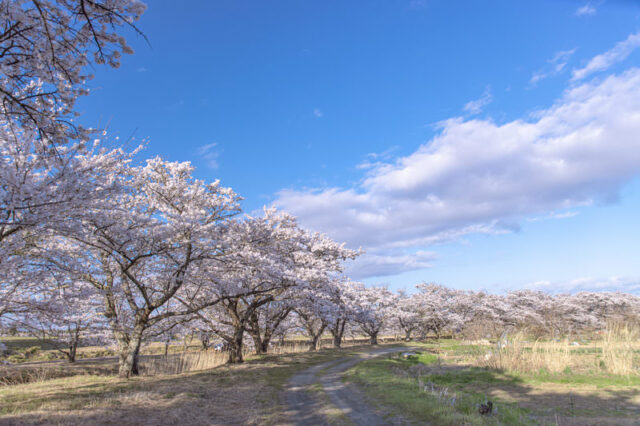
xmin=282 ymin=346 xmax=415 ymax=425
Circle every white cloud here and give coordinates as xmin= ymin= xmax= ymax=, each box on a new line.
xmin=530 ymin=49 xmax=576 ymax=85
xmin=313 ymin=108 xmax=324 ymax=118
xmin=463 ymin=86 xmax=492 ymax=115
xmin=346 ymin=250 xmax=437 ymax=279
xmin=408 ymin=0 xmax=428 ymax=10
xmin=136 ymin=67 xmax=147 ymax=72
xmin=528 ymin=277 xmax=640 ymax=294
xmin=575 ymin=3 xmax=597 ymax=16
xmin=275 ymin=69 xmax=640 ymax=278
xmin=527 ymin=210 xmax=579 ymax=222
xmin=197 ymin=143 xmax=220 ymax=169
xmin=572 ymin=32 xmax=640 ymax=81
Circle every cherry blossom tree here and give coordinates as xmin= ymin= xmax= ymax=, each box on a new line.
xmin=396 ymin=290 xmax=421 ymax=341
xmin=196 ymin=209 xmax=357 ymax=363
xmin=351 ymin=284 xmax=396 ymax=345
xmin=325 ymin=278 xmax=359 ymax=348
xmin=245 ymin=300 xmax=293 ymax=354
xmin=0 ymin=0 xmax=146 ymax=142
xmin=17 ymin=274 xmax=104 ymax=362
xmin=413 ymin=283 xmax=462 ymax=338
xmin=0 ymin=125 xmax=133 ymax=323
xmin=37 ymin=158 xmax=241 ymax=377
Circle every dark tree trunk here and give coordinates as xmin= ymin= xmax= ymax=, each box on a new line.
xmin=308 ymin=335 xmax=321 ymax=351
xmin=65 ymin=328 xmax=79 ymax=363
xmin=330 ymin=318 xmax=346 ymax=348
xmin=251 ymin=332 xmax=265 ymax=355
xmin=247 ymin=313 xmax=265 ymax=355
xmin=300 ymin=316 xmax=327 ymax=352
xmin=201 ymin=334 xmax=211 ymax=350
xmin=404 ymin=329 xmax=413 ymax=341
xmin=66 ymin=343 xmax=77 ymax=362
xmin=227 ymin=326 xmax=245 ymax=364
xmin=369 ymin=332 xmax=378 ymax=345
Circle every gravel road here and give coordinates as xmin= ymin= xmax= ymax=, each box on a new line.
xmin=282 ymin=346 xmax=415 ymax=425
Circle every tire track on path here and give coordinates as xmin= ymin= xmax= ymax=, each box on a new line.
xmin=282 ymin=346 xmax=416 ymax=425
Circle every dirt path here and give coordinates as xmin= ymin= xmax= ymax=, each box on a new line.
xmin=282 ymin=346 xmax=413 ymax=426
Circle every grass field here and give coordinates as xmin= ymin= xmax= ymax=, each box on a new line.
xmin=2 ymin=336 xmax=639 ymax=425
xmin=345 ymin=339 xmax=640 ymax=425
xmin=0 ymin=336 xmax=205 ymax=364
xmin=0 ymin=344 xmax=382 ymax=425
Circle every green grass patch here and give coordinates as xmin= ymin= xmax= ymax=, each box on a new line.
xmin=345 ymin=354 xmax=535 ymax=425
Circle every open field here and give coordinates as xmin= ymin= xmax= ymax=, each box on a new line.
xmin=0 ymin=343 xmax=396 ymax=425
xmin=2 ymin=337 xmax=639 ymax=425
xmin=345 ymin=339 xmax=640 ymax=425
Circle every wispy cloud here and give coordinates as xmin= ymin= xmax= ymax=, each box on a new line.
xmin=136 ymin=67 xmax=147 ymax=73
xmin=164 ymin=99 xmax=185 ymax=111
xmin=408 ymin=0 xmax=428 ymax=10
xmin=357 ymin=146 xmax=400 ymax=170
xmin=527 ymin=276 xmax=640 ymax=294
xmin=463 ymin=86 xmax=492 ymax=115
xmin=530 ymin=49 xmax=576 ymax=85
xmin=197 ymin=143 xmax=220 ymax=169
xmin=527 ymin=211 xmax=580 ymax=222
xmin=313 ymin=108 xmax=324 ymax=118
xmin=575 ymin=2 xmax=597 ymax=16
xmin=346 ymin=250 xmax=436 ymax=279
xmin=572 ymin=32 xmax=640 ymax=81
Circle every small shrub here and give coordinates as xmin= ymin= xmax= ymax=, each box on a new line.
xmin=7 ymin=354 xmax=25 ymax=363
xmin=24 ymin=346 xmax=41 ymax=357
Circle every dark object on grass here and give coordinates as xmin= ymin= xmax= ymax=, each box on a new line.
xmin=478 ymin=401 xmax=493 ymax=415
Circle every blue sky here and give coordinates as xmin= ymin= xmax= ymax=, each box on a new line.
xmin=76 ymin=0 xmax=640 ymax=294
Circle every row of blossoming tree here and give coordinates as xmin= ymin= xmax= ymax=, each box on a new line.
xmin=2 ymin=1 xmax=640 ymax=380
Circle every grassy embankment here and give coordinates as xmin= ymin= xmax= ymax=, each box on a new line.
xmin=345 ymin=335 xmax=640 ymax=425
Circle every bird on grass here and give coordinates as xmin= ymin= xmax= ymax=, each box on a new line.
xmin=478 ymin=401 xmax=493 ymax=415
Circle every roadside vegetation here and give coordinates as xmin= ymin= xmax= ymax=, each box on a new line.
xmin=346 ymin=332 xmax=640 ymax=425
xmin=0 ymin=343 xmax=388 ymax=425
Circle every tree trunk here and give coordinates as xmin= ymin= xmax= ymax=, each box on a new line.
xmin=404 ymin=329 xmax=412 ymax=341
xmin=227 ymin=326 xmax=245 ymax=364
xmin=67 ymin=339 xmax=78 ymax=363
xmin=305 ymin=320 xmax=326 ymax=352
xmin=308 ymin=335 xmax=320 ymax=351
xmin=247 ymin=313 xmax=266 ymax=355
xmin=332 ymin=333 xmax=342 ymax=348
xmin=66 ymin=328 xmax=79 ymax=362
xmin=330 ymin=319 xmax=346 ymax=348
xmin=201 ymin=334 xmax=210 ymax=350
xmin=260 ymin=340 xmax=270 ymax=353
xmin=118 ymin=326 xmax=144 ymax=378
xmin=251 ymin=332 xmax=265 ymax=355
xmin=369 ymin=332 xmax=378 ymax=345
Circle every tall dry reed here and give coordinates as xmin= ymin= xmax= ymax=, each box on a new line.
xmin=479 ymin=325 xmax=640 ymax=376
xmin=600 ymin=323 xmax=639 ymax=375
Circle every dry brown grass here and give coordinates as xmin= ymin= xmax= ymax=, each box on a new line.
xmin=477 ymin=325 xmax=640 ymax=376
xmin=141 ymin=337 xmax=400 ymax=376
xmin=0 ymin=343 xmax=399 ymax=425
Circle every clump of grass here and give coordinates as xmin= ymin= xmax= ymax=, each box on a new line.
xmin=142 ymin=350 xmax=232 ymax=375
xmin=600 ymin=324 xmax=639 ymax=376
xmin=141 ymin=341 xmax=324 ymax=375
xmin=479 ymin=332 xmax=572 ymax=374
